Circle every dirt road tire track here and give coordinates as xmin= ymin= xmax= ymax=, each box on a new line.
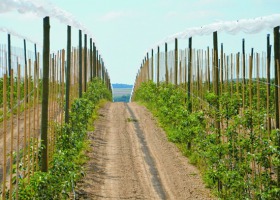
xmin=75 ymin=102 xmax=214 ymax=200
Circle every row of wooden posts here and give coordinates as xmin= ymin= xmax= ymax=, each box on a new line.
xmin=41 ymin=17 xmax=111 ymax=172
xmin=1 ymin=16 xmax=111 ymax=199
xmin=132 ymin=26 xmax=280 ymax=191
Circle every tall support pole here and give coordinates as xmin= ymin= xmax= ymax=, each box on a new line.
xmin=79 ymin=30 xmax=83 ymax=97
xmin=186 ymin=37 xmax=193 ymax=150
xmin=84 ymin=34 xmax=87 ymax=92
xmin=34 ymin=44 xmax=38 ymax=71
xmin=99 ymin=54 xmax=101 ymax=78
xmin=151 ymin=49 xmax=154 ymax=82
xmin=93 ymin=43 xmax=96 ymax=78
xmin=143 ymin=58 xmax=146 ymax=81
xmin=242 ymin=39 xmax=246 ymax=108
xmin=24 ymin=39 xmax=27 ymax=76
xmin=65 ymin=25 xmax=71 ymax=123
xmin=207 ymin=46 xmax=210 ymax=91
xmin=8 ymin=34 xmax=11 ymax=78
xmin=165 ymin=43 xmax=168 ymax=84
xmin=24 ymin=39 xmax=28 ymax=103
xmin=41 ymin=16 xmax=50 ymax=172
xmin=2 ymin=74 xmax=7 ymax=199
xmin=188 ymin=37 xmax=192 ymax=112
xmin=267 ymin=34 xmax=272 ymax=136
xmin=157 ymin=46 xmax=160 ymax=86
xmin=221 ymin=43 xmax=224 ymax=93
xmin=90 ymin=38 xmax=93 ymax=81
xmin=175 ymin=38 xmax=178 ymax=86
xmin=213 ymin=31 xmax=221 ymax=191
xmin=96 ymin=50 xmax=99 ymax=78
xmin=273 ymin=26 xmax=280 ymax=187
xmin=147 ymin=52 xmax=150 ymax=81
xmin=102 ymin=63 xmax=104 ymax=81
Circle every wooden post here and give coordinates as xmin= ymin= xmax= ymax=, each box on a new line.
xmin=101 ymin=58 xmax=104 ymax=81
xmin=184 ymin=49 xmax=187 ymax=96
xmin=34 ymin=44 xmax=38 ymax=83
xmin=24 ymin=40 xmax=28 ymax=105
xmin=23 ymin=51 xmax=27 ymax=176
xmin=90 ymin=38 xmax=93 ymax=81
xmin=213 ymin=31 xmax=222 ymax=191
xmin=99 ymin=52 xmax=101 ymax=79
xmin=16 ymin=64 xmax=21 ymax=199
xmin=99 ymin=55 xmax=101 ymax=78
xmin=266 ymin=34 xmax=271 ymax=137
xmin=96 ymin=50 xmax=98 ymax=78
xmin=147 ymin=52 xmax=149 ymax=81
xmin=2 ymin=74 xmax=7 ymax=199
xmin=207 ymin=47 xmax=210 ymax=91
xmin=175 ymin=38 xmax=178 ymax=86
xmin=157 ymin=46 xmax=160 ymax=86
xmin=225 ymin=55 xmax=228 ymax=93
xmin=24 ymin=40 xmax=28 ymax=77
xmin=93 ymin=43 xmax=96 ymax=78
xmin=8 ymin=34 xmax=11 ymax=78
xmin=273 ymin=26 xmax=280 ymax=187
xmin=151 ymin=49 xmax=154 ymax=82
xmin=143 ymin=57 xmax=145 ymax=81
xmin=249 ymin=49 xmax=254 ymax=108
xmin=140 ymin=65 xmax=143 ymax=83
xmin=242 ymin=39 xmax=246 ymax=108
xmin=41 ymin=16 xmax=50 ymax=172
xmin=213 ymin=31 xmax=220 ymax=126
xmin=221 ymin=43 xmax=224 ymax=93
xmin=179 ymin=52 xmax=183 ymax=85
xmin=230 ymin=54 xmax=233 ymax=95
xmin=84 ymin=34 xmax=87 ymax=92
xmin=188 ymin=38 xmax=192 ymax=112
xmin=61 ymin=49 xmax=65 ymax=133
xmin=32 ymin=57 xmax=36 ymax=176
xmin=165 ymin=43 xmax=168 ymax=84
xmin=9 ymin=69 xmax=14 ymax=199
xmin=96 ymin=50 xmax=99 ymax=78
xmin=236 ymin=53 xmax=240 ymax=95
xmin=101 ymin=59 xmax=105 ymax=83
xmin=79 ymin=30 xmax=82 ymax=98
xmin=101 ymin=58 xmax=103 ymax=80
xmin=65 ymin=25 xmax=71 ymax=123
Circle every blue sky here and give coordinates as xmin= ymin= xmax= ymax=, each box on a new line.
xmin=0 ymin=0 xmax=279 ymax=84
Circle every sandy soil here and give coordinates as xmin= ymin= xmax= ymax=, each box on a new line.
xmin=75 ymin=102 xmax=214 ymax=200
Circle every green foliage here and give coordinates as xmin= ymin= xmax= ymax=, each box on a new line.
xmin=15 ymin=78 xmax=111 ymax=199
xmin=84 ymin=78 xmax=112 ymax=104
xmin=134 ymin=81 xmax=280 ymax=200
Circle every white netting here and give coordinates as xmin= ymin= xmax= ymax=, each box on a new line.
xmin=0 ymin=0 xmax=94 ymax=40
xmin=153 ymin=14 xmax=280 ymax=48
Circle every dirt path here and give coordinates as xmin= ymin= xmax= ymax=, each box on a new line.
xmin=75 ymin=102 xmax=214 ymax=200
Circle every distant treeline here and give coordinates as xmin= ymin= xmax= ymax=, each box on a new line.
xmin=112 ymin=83 xmax=133 ymax=89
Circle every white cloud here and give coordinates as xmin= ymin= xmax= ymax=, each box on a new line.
xmin=0 ymin=0 xmax=92 ymax=37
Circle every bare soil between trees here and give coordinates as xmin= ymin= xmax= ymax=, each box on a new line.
xmin=75 ymin=102 xmax=214 ymax=200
